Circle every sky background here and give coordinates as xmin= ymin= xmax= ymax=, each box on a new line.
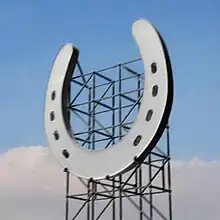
xmin=0 ymin=0 xmax=220 ymax=160
xmin=0 ymin=1 xmax=220 ymax=219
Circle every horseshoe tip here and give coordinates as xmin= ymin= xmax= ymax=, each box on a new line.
xmin=132 ymin=18 xmax=149 ymax=29
xmin=61 ymin=43 xmax=79 ymax=53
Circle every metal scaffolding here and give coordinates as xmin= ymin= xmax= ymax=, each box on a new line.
xmin=64 ymin=58 xmax=172 ymax=220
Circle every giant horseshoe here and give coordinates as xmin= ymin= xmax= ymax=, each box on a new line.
xmin=44 ymin=19 xmax=173 ymax=180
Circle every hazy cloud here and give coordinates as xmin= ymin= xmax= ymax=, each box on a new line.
xmin=0 ymin=146 xmax=219 ymax=220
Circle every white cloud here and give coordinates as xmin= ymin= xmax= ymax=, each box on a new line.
xmin=172 ymin=157 xmax=220 ymax=220
xmin=0 ymin=146 xmax=220 ymax=220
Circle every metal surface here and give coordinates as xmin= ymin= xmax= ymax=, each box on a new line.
xmin=44 ymin=19 xmax=173 ymax=180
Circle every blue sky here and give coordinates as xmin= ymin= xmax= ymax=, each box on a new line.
xmin=0 ymin=0 xmax=220 ymax=160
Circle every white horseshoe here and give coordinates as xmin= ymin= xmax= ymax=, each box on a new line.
xmin=44 ymin=19 xmax=173 ymax=180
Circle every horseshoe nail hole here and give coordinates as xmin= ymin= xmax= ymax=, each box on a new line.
xmin=50 ymin=111 xmax=55 ymax=121
xmin=152 ymin=85 xmax=158 ymax=97
xmin=62 ymin=149 xmax=70 ymax=159
xmin=146 ymin=109 xmax=153 ymax=121
xmin=151 ymin=62 xmax=157 ymax=74
xmin=51 ymin=90 xmax=56 ymax=101
xmin=53 ymin=131 xmax=59 ymax=140
xmin=133 ymin=135 xmax=142 ymax=146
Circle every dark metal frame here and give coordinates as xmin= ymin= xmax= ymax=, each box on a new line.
xmin=64 ymin=59 xmax=172 ymax=220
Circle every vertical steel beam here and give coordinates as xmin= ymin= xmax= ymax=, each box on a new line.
xmin=166 ymin=126 xmax=173 ymax=220
xmin=92 ymin=73 xmax=96 ymax=150
xmin=64 ymin=168 xmax=70 ymax=220
xmin=88 ymin=88 xmax=92 ymax=149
